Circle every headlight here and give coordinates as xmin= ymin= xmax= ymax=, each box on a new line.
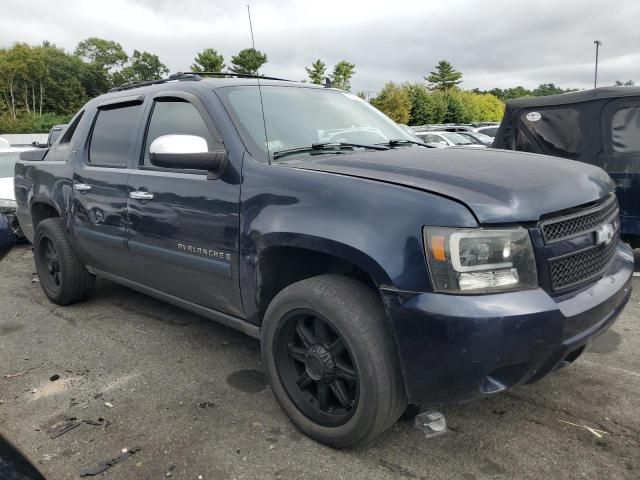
xmin=0 ymin=198 xmax=17 ymax=211
xmin=423 ymin=227 xmax=538 ymax=293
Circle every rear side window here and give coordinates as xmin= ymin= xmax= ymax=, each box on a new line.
xmin=611 ymin=105 xmax=640 ymax=153
xmin=142 ymin=99 xmax=216 ymax=167
xmin=520 ymin=108 xmax=581 ymax=158
xmin=89 ymin=104 xmax=141 ymax=167
xmin=59 ymin=111 xmax=84 ymax=144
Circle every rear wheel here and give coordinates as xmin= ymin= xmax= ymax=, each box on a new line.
xmin=33 ymin=218 xmax=94 ymax=305
xmin=261 ymin=275 xmax=406 ymax=448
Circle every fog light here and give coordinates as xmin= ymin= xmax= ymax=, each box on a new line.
xmin=458 ymin=268 xmax=519 ymax=291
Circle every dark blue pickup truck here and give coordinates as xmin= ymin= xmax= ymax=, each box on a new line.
xmin=14 ymin=73 xmax=633 ymax=447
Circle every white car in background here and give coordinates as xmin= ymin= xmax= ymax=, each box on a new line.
xmin=0 ymin=144 xmax=35 ymax=239
xmin=414 ymin=131 xmax=486 ymax=148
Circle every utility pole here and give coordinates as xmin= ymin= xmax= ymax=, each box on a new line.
xmin=593 ymin=40 xmax=602 ymax=89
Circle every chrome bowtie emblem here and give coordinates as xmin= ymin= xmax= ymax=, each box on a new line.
xmin=595 ymin=223 xmax=615 ymax=246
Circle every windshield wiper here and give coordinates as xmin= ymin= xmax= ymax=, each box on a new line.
xmin=376 ymin=139 xmax=435 ymax=148
xmin=272 ymin=142 xmax=389 ymax=160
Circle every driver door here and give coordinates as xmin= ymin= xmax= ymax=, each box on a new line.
xmin=126 ymin=92 xmax=243 ymax=316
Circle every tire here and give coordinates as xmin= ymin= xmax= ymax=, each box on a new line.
xmin=33 ymin=218 xmax=95 ymax=305
xmin=261 ymin=274 xmax=407 ymax=448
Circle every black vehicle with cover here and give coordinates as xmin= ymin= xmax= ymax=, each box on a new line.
xmin=493 ymin=87 xmax=640 ymax=246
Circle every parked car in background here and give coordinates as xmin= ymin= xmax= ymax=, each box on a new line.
xmin=476 ymin=125 xmax=499 ymax=138
xmin=493 ymin=86 xmax=640 ymax=247
xmin=47 ymin=124 xmax=67 ymax=146
xmin=0 ymin=209 xmax=15 ymax=261
xmin=15 ymin=73 xmax=633 ymax=448
xmin=0 ymin=145 xmax=33 ymax=239
xmin=456 ymin=131 xmax=494 ymax=146
xmin=414 ymin=131 xmax=486 ymax=148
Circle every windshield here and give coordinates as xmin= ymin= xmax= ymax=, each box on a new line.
xmin=0 ymin=151 xmax=21 ymax=177
xmin=218 ymin=85 xmax=415 ymax=160
xmin=439 ymin=132 xmax=474 ymax=145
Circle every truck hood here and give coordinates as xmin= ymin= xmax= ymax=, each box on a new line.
xmin=280 ymin=147 xmax=614 ymax=223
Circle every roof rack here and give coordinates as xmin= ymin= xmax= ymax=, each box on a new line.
xmin=190 ymin=71 xmax=292 ymax=82
xmin=108 ymin=71 xmax=291 ymax=93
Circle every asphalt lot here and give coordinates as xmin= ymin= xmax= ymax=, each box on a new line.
xmin=1 ymin=245 xmax=639 ymax=479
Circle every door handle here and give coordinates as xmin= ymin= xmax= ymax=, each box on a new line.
xmin=129 ymin=191 xmax=154 ymax=200
xmin=74 ymin=183 xmax=92 ymax=192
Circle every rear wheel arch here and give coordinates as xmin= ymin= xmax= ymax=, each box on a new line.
xmin=30 ymin=201 xmax=60 ymax=230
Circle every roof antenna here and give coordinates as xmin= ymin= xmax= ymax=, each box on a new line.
xmin=247 ymin=4 xmax=271 ymax=163
xmin=247 ymin=5 xmax=256 ymax=50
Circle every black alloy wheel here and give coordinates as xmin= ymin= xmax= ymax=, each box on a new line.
xmin=37 ymin=236 xmax=62 ymax=293
xmin=274 ymin=309 xmax=359 ymax=427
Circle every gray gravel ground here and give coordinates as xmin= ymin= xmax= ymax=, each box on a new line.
xmin=1 ymin=245 xmax=639 ymax=479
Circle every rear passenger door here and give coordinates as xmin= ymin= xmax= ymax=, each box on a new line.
xmin=126 ymin=92 xmax=243 ymax=316
xmin=72 ymin=97 xmax=143 ymax=278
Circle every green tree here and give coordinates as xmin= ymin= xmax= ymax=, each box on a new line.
xmin=230 ymin=48 xmax=267 ymax=75
xmin=114 ymin=50 xmax=169 ymax=84
xmin=532 ymin=83 xmax=573 ymax=97
xmin=442 ymin=90 xmax=469 ymax=123
xmin=426 ymin=60 xmax=462 ymax=91
xmin=191 ymin=48 xmax=225 ymax=72
xmin=74 ymin=37 xmax=128 ymax=71
xmin=331 ymin=61 xmax=356 ymax=91
xmin=404 ymin=83 xmax=447 ymax=125
xmin=614 ymin=80 xmax=635 ymax=86
xmin=370 ymin=82 xmax=411 ymax=123
xmin=305 ymin=59 xmax=326 ymax=84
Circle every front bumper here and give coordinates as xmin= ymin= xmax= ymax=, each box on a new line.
xmin=381 ymin=242 xmax=634 ymax=404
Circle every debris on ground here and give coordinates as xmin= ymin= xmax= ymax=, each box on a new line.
xmin=49 ymin=374 xmax=60 ymax=382
xmin=49 ymin=418 xmax=81 ymax=439
xmin=414 ymin=411 xmax=447 ymax=438
xmin=556 ymin=419 xmax=608 ymax=438
xmin=104 ymin=401 xmax=113 ymax=408
xmin=4 ymin=367 xmax=39 ymax=379
xmin=79 ymin=446 xmax=142 ymax=477
xmin=196 ymin=401 xmax=215 ymax=409
xmin=31 ymin=273 xmax=39 ymax=283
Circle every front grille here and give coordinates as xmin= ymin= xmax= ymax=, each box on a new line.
xmin=549 ymin=238 xmax=618 ymax=291
xmin=541 ymin=195 xmax=618 ymax=243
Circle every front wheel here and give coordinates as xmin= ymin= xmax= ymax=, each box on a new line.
xmin=261 ymin=275 xmax=407 ymax=448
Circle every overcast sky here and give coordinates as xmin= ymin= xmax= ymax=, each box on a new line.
xmin=2 ymin=0 xmax=639 ymax=95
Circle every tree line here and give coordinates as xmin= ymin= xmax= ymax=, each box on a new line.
xmin=0 ymin=39 xmax=270 ymax=133
xmin=0 ymin=39 xmax=635 ymax=133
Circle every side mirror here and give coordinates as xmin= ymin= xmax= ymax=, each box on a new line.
xmin=149 ymin=135 xmax=227 ymax=178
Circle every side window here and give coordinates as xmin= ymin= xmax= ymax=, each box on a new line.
xmin=515 ymin=128 xmax=535 ymax=152
xmin=59 ymin=110 xmax=85 ymax=144
xmin=611 ymin=105 xmax=640 ymax=154
xmin=89 ymin=104 xmax=141 ymax=167
xmin=142 ymin=99 xmax=216 ymax=167
xmin=520 ymin=107 xmax=581 ymax=158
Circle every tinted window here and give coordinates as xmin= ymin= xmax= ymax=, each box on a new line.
xmin=89 ymin=104 xmax=140 ymax=167
xmin=143 ymin=99 xmax=215 ymax=167
xmin=59 ymin=111 xmax=84 ymax=144
xmin=611 ymin=105 xmax=640 ymax=153
xmin=515 ymin=129 xmax=535 ymax=152
xmin=520 ymin=108 xmax=581 ymax=158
